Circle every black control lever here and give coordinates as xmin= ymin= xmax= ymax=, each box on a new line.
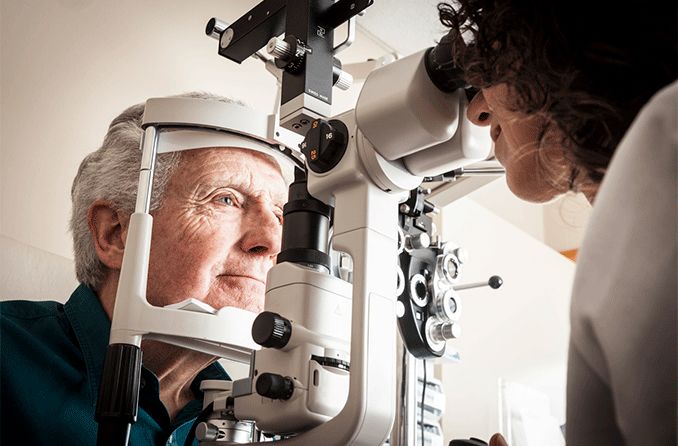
xmin=455 ymin=275 xmax=503 ymax=291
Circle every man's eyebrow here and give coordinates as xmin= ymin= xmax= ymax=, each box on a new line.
xmin=193 ymin=179 xmax=237 ymax=193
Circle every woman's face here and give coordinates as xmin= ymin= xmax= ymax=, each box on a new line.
xmin=466 ymin=84 xmax=572 ymax=203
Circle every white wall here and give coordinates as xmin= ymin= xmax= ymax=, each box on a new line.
xmin=468 ymin=178 xmax=546 ymax=243
xmin=0 ymin=0 xmax=386 ymax=259
xmin=438 ymin=197 xmax=574 ymax=442
xmin=0 ymin=234 xmax=77 ymax=301
xmin=467 ymin=178 xmax=592 ymax=254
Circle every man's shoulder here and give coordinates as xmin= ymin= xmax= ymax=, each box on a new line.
xmin=0 ymin=296 xmax=99 ymax=445
xmin=0 ymin=299 xmax=73 ymax=349
xmin=0 ymin=299 xmax=64 ymax=320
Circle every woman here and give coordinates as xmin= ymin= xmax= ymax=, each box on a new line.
xmin=438 ymin=1 xmax=677 ymax=445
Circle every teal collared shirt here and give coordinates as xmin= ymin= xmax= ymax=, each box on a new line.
xmin=0 ymin=284 xmax=230 ymax=445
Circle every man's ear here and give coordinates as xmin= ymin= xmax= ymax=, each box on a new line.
xmin=87 ymin=200 xmax=130 ymax=270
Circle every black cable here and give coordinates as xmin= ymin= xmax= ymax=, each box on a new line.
xmin=400 ymin=345 xmax=407 ymax=415
xmin=183 ymin=401 xmax=214 ymax=446
xmin=421 ymin=359 xmax=427 ymax=446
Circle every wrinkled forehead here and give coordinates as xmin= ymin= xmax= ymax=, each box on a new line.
xmin=157 ymin=128 xmax=295 ymax=186
xmin=173 ymin=146 xmax=289 ymax=204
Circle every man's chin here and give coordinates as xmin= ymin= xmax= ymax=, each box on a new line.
xmin=211 ymin=276 xmax=266 ymax=312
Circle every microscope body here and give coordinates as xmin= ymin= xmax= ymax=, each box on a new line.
xmin=223 ymin=54 xmax=489 ymax=434
xmin=191 ymin=38 xmax=493 ymax=443
xmin=234 ymin=262 xmax=352 ymax=433
xmin=230 ymin=108 xmax=408 ymax=443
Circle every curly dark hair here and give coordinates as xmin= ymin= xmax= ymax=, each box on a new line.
xmin=438 ymin=0 xmax=677 ymax=185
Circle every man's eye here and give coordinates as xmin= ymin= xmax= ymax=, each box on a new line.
xmin=217 ymin=195 xmax=237 ymax=206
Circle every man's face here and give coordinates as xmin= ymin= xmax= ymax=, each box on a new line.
xmin=145 ymin=147 xmax=287 ymax=313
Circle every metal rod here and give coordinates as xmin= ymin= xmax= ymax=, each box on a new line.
xmin=333 ymin=17 xmax=356 ymax=53
xmin=456 ymin=166 xmax=506 ymax=176
xmin=454 ymin=281 xmax=488 ymax=290
xmin=455 ymin=275 xmax=503 ymax=290
xmin=134 ymin=126 xmax=158 ymax=214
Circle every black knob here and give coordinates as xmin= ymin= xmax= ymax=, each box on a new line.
xmin=256 ymin=373 xmax=294 ymax=400
xmin=299 ymin=119 xmax=349 ymax=174
xmin=252 ymin=311 xmax=292 ymax=349
xmin=488 ymin=275 xmax=503 ymax=289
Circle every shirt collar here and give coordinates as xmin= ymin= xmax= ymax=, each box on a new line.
xmin=63 ymin=283 xmax=112 ymax=407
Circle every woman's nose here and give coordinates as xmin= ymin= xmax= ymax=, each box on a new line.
xmin=466 ymin=90 xmax=492 ymax=126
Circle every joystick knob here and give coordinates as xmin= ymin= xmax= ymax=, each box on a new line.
xmin=256 ymin=373 xmax=294 ymax=400
xmin=252 ymin=311 xmax=292 ymax=349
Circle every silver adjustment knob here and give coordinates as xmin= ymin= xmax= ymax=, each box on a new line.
xmin=195 ymin=422 xmax=220 ymax=442
xmin=266 ymin=37 xmax=294 ymax=60
xmin=432 ymin=288 xmax=461 ymax=321
xmin=205 ymin=18 xmax=229 ymax=40
xmin=429 ymin=321 xmax=461 ymax=343
xmin=437 ymin=252 xmax=461 ymax=284
xmin=220 ymin=28 xmax=235 ymax=49
xmin=406 ymin=232 xmax=431 ymax=250
xmin=333 ymin=68 xmax=353 ymax=91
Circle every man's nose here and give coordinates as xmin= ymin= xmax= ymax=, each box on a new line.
xmin=241 ymin=206 xmax=282 ymax=257
xmin=466 ymin=90 xmax=492 ymax=126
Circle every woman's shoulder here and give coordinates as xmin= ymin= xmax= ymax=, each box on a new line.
xmin=597 ymin=79 xmax=676 ymax=203
xmin=618 ymin=79 xmax=677 ymax=161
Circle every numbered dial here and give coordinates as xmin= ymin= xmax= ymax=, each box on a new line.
xmin=300 ymin=119 xmax=349 ymax=174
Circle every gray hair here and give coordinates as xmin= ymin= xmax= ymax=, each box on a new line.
xmin=70 ymin=92 xmax=244 ymax=290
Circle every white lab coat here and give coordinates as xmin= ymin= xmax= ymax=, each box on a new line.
xmin=567 ymin=80 xmax=677 ymax=445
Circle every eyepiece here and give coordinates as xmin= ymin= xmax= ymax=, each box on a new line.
xmin=425 ymin=29 xmax=467 ymax=93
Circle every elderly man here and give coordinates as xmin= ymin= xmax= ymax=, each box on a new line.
xmin=0 ymin=93 xmax=289 ymax=445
